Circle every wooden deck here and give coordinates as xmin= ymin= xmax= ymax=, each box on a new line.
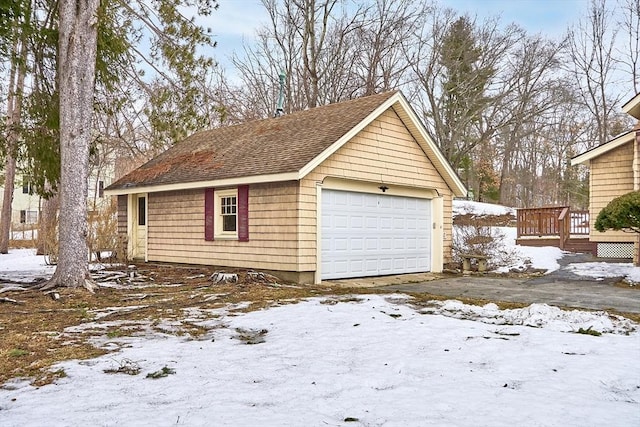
xmin=516 ymin=206 xmax=594 ymax=253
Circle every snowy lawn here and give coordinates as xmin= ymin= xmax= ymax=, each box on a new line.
xmin=1 ymin=294 xmax=638 ymax=427
xmin=453 ymin=200 xmax=640 ymax=283
xmin=2 ymin=204 xmax=640 ymax=427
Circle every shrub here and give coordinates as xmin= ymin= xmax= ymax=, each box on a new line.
xmin=452 ymin=224 xmax=517 ymax=269
xmin=594 ymin=191 xmax=640 ymax=234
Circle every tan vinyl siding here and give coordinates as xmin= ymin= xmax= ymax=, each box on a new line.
xmin=147 ymin=182 xmax=300 ymax=270
xmin=589 ymin=141 xmax=635 ymax=242
xmin=298 ymin=108 xmax=455 ymax=271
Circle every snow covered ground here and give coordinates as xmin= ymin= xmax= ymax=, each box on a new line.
xmin=0 ymin=248 xmax=54 ymax=282
xmin=453 ymin=200 xmax=640 ymax=283
xmin=1 ymin=201 xmax=639 ymax=426
xmin=1 ymin=295 xmax=638 ymax=427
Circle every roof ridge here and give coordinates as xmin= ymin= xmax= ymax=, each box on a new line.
xmin=190 ymin=90 xmax=399 ymax=138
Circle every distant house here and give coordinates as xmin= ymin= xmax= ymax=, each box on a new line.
xmin=0 ymin=154 xmax=117 ymax=238
xmin=571 ymin=93 xmax=640 ymax=259
xmin=105 ymin=91 xmax=466 ymax=283
xmin=1 ymin=175 xmax=40 ymax=237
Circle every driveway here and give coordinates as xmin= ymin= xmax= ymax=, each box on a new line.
xmin=329 ymin=254 xmax=640 ymax=314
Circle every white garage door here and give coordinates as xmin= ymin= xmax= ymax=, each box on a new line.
xmin=321 ymin=189 xmax=431 ymax=280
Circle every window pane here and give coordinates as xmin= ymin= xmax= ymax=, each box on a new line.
xmin=138 ymin=197 xmax=146 ymax=226
xmin=219 ymin=194 xmax=237 ymax=233
xmin=26 ymin=210 xmax=38 ymax=224
xmin=223 ymin=214 xmax=236 ymax=231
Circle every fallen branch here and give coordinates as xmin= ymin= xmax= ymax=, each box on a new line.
xmin=0 ymin=296 xmax=23 ymax=304
xmin=0 ymin=286 xmax=29 ymax=294
xmin=122 ymin=294 xmax=149 ymax=301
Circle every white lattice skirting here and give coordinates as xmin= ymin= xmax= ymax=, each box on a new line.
xmin=596 ymin=243 xmax=634 ymax=258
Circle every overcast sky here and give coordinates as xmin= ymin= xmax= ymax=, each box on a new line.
xmin=205 ymin=0 xmax=588 ymax=69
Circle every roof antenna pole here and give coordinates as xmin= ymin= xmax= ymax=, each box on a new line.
xmin=274 ymin=71 xmax=286 ymax=117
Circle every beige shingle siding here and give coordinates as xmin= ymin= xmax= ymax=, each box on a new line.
xmin=147 ymin=183 xmax=301 ymax=270
xmin=298 ymin=108 xmax=455 ymax=270
xmin=590 ymin=141 xmax=636 ymax=242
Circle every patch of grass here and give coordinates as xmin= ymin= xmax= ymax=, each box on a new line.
xmin=8 ymin=348 xmax=30 ymax=357
xmin=577 ymin=326 xmax=602 ymax=337
xmin=106 ymin=329 xmax=125 ymax=339
xmin=146 ymin=366 xmax=175 ymax=379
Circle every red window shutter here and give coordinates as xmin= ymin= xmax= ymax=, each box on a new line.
xmin=238 ymin=185 xmax=249 ymax=242
xmin=204 ymin=188 xmax=214 ymax=241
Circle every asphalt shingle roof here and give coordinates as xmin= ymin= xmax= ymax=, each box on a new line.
xmin=107 ymin=91 xmax=398 ymax=190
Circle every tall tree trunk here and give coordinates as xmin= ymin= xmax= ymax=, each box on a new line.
xmin=0 ymin=23 xmax=28 ymax=254
xmin=44 ymin=0 xmax=99 ymax=291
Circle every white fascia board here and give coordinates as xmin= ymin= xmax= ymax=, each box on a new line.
xmin=104 ymin=171 xmax=299 ymax=196
xmin=622 ymin=93 xmax=640 ymax=119
xmin=571 ymin=131 xmax=634 ymax=166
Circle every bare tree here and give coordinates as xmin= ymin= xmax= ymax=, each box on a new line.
xmin=43 ymin=0 xmax=100 ymax=291
xmin=495 ymin=35 xmax=567 ymax=205
xmin=352 ymin=0 xmax=425 ymax=95
xmin=232 ymin=0 xmax=365 ymax=117
xmin=619 ymin=0 xmax=640 ymax=93
xmin=566 ymin=0 xmax=621 ymax=147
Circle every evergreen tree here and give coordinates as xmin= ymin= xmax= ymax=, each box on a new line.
xmin=437 ymin=16 xmax=494 ymax=171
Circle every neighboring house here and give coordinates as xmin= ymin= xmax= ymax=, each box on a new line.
xmin=0 ymin=158 xmax=116 ymax=236
xmin=105 ymin=91 xmax=466 ymax=284
xmin=2 ymin=175 xmax=41 ymax=236
xmin=571 ymin=93 xmax=640 ymax=259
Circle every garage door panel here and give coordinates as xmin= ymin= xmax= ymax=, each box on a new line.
xmin=380 ymin=217 xmax=393 ymax=229
xmin=380 ymin=237 xmax=393 ymax=250
xmin=351 ymin=237 xmax=364 ymax=251
xmin=349 ymin=260 xmax=364 ymax=274
xmin=378 ymin=258 xmax=393 ymax=272
xmin=322 ymin=189 xmax=431 ymax=280
xmin=334 ymin=238 xmax=348 ymax=252
xmin=406 ymin=237 xmax=417 ymax=250
xmin=365 ymin=216 xmax=377 ymax=229
xmin=333 ymin=260 xmax=349 ymax=275
xmin=350 ymin=216 xmax=363 ymax=228
xmin=364 ymin=237 xmax=378 ymax=251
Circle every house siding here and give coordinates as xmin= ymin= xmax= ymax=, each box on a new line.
xmin=589 ymin=141 xmax=635 ymax=243
xmin=147 ymin=182 xmax=300 ymax=271
xmin=298 ymin=108 xmax=454 ymax=272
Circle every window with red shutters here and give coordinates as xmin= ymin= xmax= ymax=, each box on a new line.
xmin=204 ymin=186 xmax=249 ymax=241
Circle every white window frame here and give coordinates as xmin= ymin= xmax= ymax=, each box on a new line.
xmin=215 ymin=188 xmax=238 ymax=239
